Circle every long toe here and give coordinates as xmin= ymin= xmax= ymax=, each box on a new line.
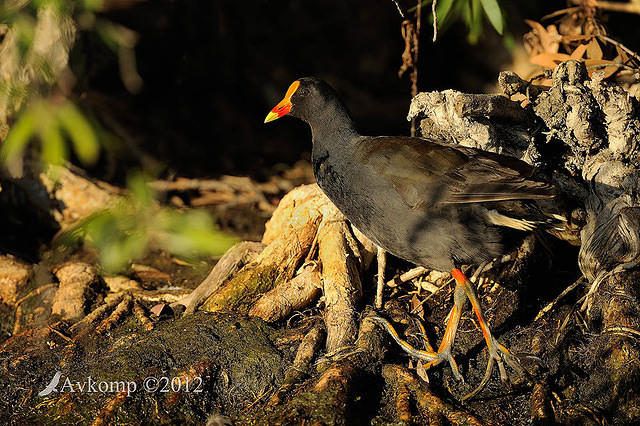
xmin=441 ymin=351 xmax=464 ymax=382
xmin=373 ymin=316 xmax=468 ymax=380
xmin=463 ymin=337 xmax=524 ymax=400
xmin=494 ymin=339 xmax=525 ymax=378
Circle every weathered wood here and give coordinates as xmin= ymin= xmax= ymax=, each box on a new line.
xmin=249 ymin=265 xmax=322 ymax=322
xmin=173 ymin=241 xmax=265 ymax=315
xmin=201 ymin=185 xmax=327 ymax=313
xmin=317 ymin=203 xmax=363 ymax=354
xmin=50 ymin=262 xmax=100 ymax=321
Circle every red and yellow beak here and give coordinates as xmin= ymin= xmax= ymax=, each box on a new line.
xmin=264 ymin=80 xmax=300 ymax=123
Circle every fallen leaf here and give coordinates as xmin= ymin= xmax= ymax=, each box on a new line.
xmin=411 ymin=294 xmax=424 ymax=320
xmin=586 ymin=38 xmax=603 ymax=60
xmin=150 ymin=303 xmax=167 ymax=316
xmin=570 ymin=43 xmax=588 ymax=60
xmin=416 ymin=360 xmax=430 ymax=383
xmin=530 ymin=52 xmax=571 ymax=69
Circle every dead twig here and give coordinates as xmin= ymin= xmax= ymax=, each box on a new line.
xmin=387 ymin=266 xmax=428 ymax=287
xmin=535 ymin=277 xmax=586 ymax=321
xmin=390 ymin=0 xmax=405 ymax=18
xmin=411 ymin=0 xmax=422 ymax=136
xmin=597 ymin=35 xmax=640 ymax=65
xmin=432 ymin=0 xmax=438 ymax=42
xmin=595 ymin=1 xmax=640 ymax=15
xmin=375 ymin=247 xmax=387 ymax=309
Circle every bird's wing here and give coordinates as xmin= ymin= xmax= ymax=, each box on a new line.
xmin=358 ymin=136 xmax=553 ymax=209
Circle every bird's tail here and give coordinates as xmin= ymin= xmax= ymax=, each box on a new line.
xmin=486 ymin=198 xmax=582 ymax=245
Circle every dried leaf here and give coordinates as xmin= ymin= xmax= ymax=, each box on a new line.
xmin=524 ymin=20 xmax=561 ymax=54
xmin=585 ymin=59 xmax=621 ymax=79
xmin=569 ymin=43 xmax=588 ymax=60
xmin=530 ymin=52 xmax=571 ymax=69
xmin=586 ymin=39 xmax=603 ymax=60
xmin=416 ymin=360 xmax=430 ymax=383
xmin=615 ymin=45 xmax=629 ymax=64
xmin=411 ymin=294 xmax=424 ymax=320
xmin=150 ymin=303 xmax=167 ymax=316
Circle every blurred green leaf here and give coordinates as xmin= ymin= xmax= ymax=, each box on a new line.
xmin=126 ymin=171 xmax=156 ymax=207
xmin=13 ymin=14 xmax=36 ymax=58
xmin=435 ymin=0 xmax=456 ymax=28
xmin=461 ymin=0 xmax=472 ymax=25
xmin=95 ymin=20 xmax=137 ymax=51
xmin=479 ymin=0 xmax=503 ymax=35
xmin=56 ymin=101 xmax=99 ymax=165
xmin=467 ymin=0 xmax=484 ymax=44
xmin=156 ymin=209 xmax=237 ymax=259
xmin=1 ymin=106 xmax=37 ymax=163
xmin=40 ymin=115 xmax=67 ymax=166
xmin=82 ymin=0 xmax=105 ymax=12
xmin=100 ymin=230 xmax=148 ymax=272
xmin=410 ymin=0 xmax=505 ymax=43
xmin=58 ymin=174 xmax=237 ymax=273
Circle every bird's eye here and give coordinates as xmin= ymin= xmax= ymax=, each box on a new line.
xmin=297 ymin=88 xmax=310 ymax=97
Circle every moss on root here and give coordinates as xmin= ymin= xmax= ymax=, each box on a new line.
xmin=1 ymin=312 xmax=288 ymax=424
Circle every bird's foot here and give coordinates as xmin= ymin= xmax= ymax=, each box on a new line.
xmin=371 ymin=316 xmax=465 ymax=382
xmin=462 ymin=334 xmax=524 ymax=400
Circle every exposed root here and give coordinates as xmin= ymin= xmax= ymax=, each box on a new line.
xmin=269 ymin=325 xmax=325 ymax=406
xmin=201 ymin=185 xmax=326 ymax=313
xmin=95 ymin=294 xmax=132 ymax=335
xmin=90 ymin=391 xmax=128 ymax=426
xmin=249 ymin=263 xmax=322 ymax=322
xmin=381 ymin=364 xmax=482 ymax=425
xmin=51 ymin=262 xmax=101 ymax=322
xmin=317 ymin=202 xmax=363 ymax=353
xmin=132 ymin=300 xmax=153 ymax=331
xmin=254 ymin=309 xmax=387 ymax=424
xmin=69 ymin=294 xmax=125 ymax=334
xmin=172 ymin=241 xmax=265 ymax=315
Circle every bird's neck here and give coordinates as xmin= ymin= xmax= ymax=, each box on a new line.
xmin=307 ymin=102 xmax=359 ymax=149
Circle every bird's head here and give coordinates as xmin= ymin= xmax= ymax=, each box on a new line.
xmin=264 ymin=77 xmax=339 ymax=124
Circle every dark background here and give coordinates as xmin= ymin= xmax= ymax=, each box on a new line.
xmin=76 ymin=0 xmax=637 ymax=181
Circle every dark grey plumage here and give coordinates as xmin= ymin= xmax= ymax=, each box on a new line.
xmin=288 ymin=77 xmax=557 ymax=271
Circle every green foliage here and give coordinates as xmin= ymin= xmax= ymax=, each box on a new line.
xmin=60 ymin=173 xmax=238 ymax=273
xmin=413 ymin=0 xmax=505 ymax=42
xmin=1 ymin=0 xmax=140 ymax=172
xmin=2 ymin=1 xmax=233 ymax=273
xmin=479 ymin=0 xmax=503 ymax=35
xmin=1 ymin=100 xmax=99 ymax=168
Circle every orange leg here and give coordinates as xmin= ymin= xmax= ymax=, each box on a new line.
xmin=372 ymin=280 xmax=468 ymax=382
xmin=451 ymin=268 xmax=524 ymax=399
xmin=373 ymin=267 xmax=524 ymax=399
